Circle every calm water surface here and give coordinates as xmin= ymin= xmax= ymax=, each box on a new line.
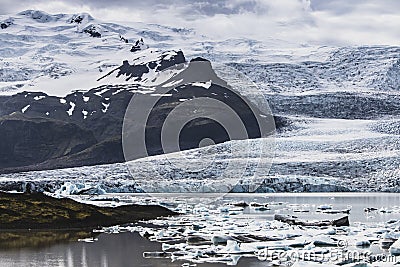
xmin=1 ymin=193 xmax=400 ymax=267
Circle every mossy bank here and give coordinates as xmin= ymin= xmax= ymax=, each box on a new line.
xmin=0 ymin=192 xmax=177 ymax=230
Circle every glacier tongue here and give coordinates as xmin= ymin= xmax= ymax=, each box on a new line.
xmin=1 ymin=112 xmax=400 ymax=194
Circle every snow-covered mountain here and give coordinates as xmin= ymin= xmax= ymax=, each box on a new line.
xmin=0 ymin=10 xmax=194 ymax=96
xmin=0 ymin=10 xmax=400 ymax=193
xmin=2 ymin=10 xmax=398 ymax=97
xmin=0 ymin=10 xmax=338 ymax=96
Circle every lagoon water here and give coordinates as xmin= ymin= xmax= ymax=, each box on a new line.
xmin=1 ymin=193 xmax=400 ymax=267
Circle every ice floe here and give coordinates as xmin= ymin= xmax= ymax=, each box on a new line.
xmin=93 ymin=198 xmax=400 ymax=266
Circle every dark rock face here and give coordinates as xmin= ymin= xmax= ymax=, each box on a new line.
xmin=0 ymin=51 xmax=187 ymax=172
xmin=120 ymin=35 xmax=129 ymax=43
xmin=0 ymin=52 xmax=284 ymax=173
xmin=143 ymin=83 xmax=272 ymax=156
xmin=83 ymin=25 xmax=101 ymax=38
xmin=0 ymin=19 xmax=13 ymax=29
xmin=98 ymin=50 xmax=185 ymax=82
xmin=0 ymin=86 xmax=135 ymax=172
xmin=21 ymin=136 xmax=125 ymax=172
xmin=70 ymin=15 xmax=83 ymax=24
xmin=158 ymin=51 xmax=185 ymax=71
xmin=0 ymin=113 xmax=97 ymax=169
xmin=68 ymin=13 xmax=93 ymax=24
xmin=130 ymin=38 xmax=146 ymax=52
xmin=0 ymin=83 xmax=282 ymax=173
xmin=116 ymin=60 xmax=149 ymax=81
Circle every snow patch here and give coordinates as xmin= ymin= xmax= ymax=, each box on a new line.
xmin=101 ymin=102 xmax=109 ymax=113
xmin=33 ymin=95 xmax=46 ymax=100
xmin=192 ymin=80 xmax=212 ymax=89
xmin=21 ymin=104 xmax=30 ymax=113
xmin=94 ymin=88 xmax=109 ymax=97
xmin=66 ymin=101 xmax=75 ymax=116
xmin=82 ymin=109 xmax=88 ymax=119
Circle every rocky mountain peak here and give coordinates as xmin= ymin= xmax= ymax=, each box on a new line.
xmin=130 ymin=38 xmax=149 ymax=52
xmin=68 ymin=13 xmax=94 ymax=24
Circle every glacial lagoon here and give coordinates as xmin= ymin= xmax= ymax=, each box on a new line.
xmin=1 ymin=193 xmax=400 ymax=266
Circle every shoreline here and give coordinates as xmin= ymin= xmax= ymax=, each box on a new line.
xmin=0 ymin=192 xmax=178 ymax=230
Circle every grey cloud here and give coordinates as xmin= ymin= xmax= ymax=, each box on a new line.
xmin=0 ymin=0 xmax=268 ymax=17
xmin=0 ymin=0 xmax=399 ymax=46
xmin=310 ymin=0 xmax=400 ymax=15
xmin=188 ymin=1 xmax=265 ymax=16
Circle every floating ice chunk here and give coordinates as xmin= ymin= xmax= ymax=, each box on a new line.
xmin=381 ymin=238 xmax=396 ymax=249
xmin=355 ymin=240 xmax=371 ymax=247
xmin=77 ymin=238 xmax=97 ymax=243
xmin=162 ymin=243 xmax=174 ymax=251
xmin=60 ymin=98 xmax=66 ymax=104
xmin=228 ymin=207 xmax=244 ymax=212
xmin=143 ymin=251 xmax=170 ymax=258
xmin=222 ymin=240 xmax=241 ymax=253
xmin=317 ymin=208 xmax=350 ymax=214
xmin=390 ymin=239 xmax=400 ymax=255
xmin=212 ymin=235 xmax=232 ymax=245
xmin=156 ymin=230 xmax=166 ymax=238
xmin=83 ymin=96 xmax=90 ymax=102
xmin=219 ymin=206 xmax=230 ymax=213
xmin=187 ymin=236 xmax=209 ymax=245
xmin=321 ymin=228 xmax=336 ymax=235
xmin=317 ymin=204 xmax=332 ymax=210
xmin=254 ymin=206 xmax=270 ymax=211
xmin=304 ymin=243 xmax=316 ymax=250
xmin=383 ymin=231 xmax=400 ymax=240
xmin=193 ymin=205 xmax=209 ymax=214
xmin=104 ymin=225 xmax=121 ymax=234
xmin=312 ymin=236 xmax=338 ymax=247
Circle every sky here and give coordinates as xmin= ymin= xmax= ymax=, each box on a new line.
xmin=0 ymin=0 xmax=399 ymax=46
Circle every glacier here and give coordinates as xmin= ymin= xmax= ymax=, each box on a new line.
xmin=0 ymin=10 xmax=399 ymax=194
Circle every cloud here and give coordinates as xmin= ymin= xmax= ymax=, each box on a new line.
xmin=0 ymin=0 xmax=399 ymax=46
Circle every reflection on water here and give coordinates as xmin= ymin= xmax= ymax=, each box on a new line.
xmin=0 ymin=232 xmax=264 ymax=267
xmin=0 ymin=230 xmax=95 ymax=250
xmin=0 ymin=193 xmax=400 ymax=267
